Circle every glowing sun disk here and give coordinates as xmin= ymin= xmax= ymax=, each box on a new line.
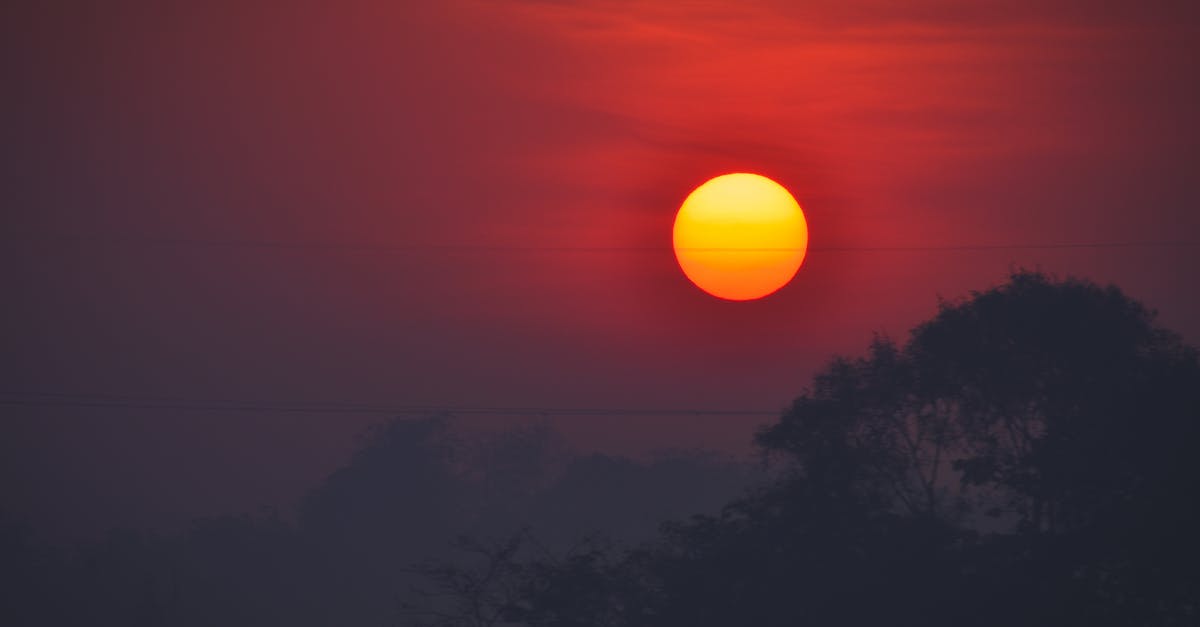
xmin=672 ymin=173 xmax=808 ymax=301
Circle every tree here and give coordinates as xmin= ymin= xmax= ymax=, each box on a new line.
xmin=298 ymin=416 xmax=469 ymax=625
xmin=755 ymin=271 xmax=1200 ymax=623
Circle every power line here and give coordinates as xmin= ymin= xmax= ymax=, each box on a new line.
xmin=0 ymin=391 xmax=781 ymax=417
xmin=7 ymin=233 xmax=1199 ymax=254
xmin=810 ymin=241 xmax=1200 ymax=252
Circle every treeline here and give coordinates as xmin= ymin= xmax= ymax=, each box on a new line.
xmin=3 ymin=271 xmax=1199 ymax=626
xmin=0 ymin=422 xmax=757 ymax=626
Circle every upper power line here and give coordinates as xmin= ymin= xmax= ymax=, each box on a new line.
xmin=0 ymin=391 xmax=782 ymax=417
xmin=8 ymin=233 xmax=1200 ymax=254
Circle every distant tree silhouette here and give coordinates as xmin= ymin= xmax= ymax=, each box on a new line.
xmin=0 ymin=415 xmax=756 ymax=625
xmin=463 ymin=422 xmax=569 ymax=530
xmin=296 ymin=416 xmax=468 ymax=624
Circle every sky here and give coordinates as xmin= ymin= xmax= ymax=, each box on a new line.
xmin=3 ymin=0 xmax=1198 ymax=537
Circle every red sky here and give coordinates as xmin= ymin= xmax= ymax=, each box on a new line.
xmin=3 ymin=0 xmax=1198 ymax=536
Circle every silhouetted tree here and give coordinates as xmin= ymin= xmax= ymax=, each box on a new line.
xmin=296 ymin=416 xmax=469 ymax=624
xmin=755 ymin=271 xmax=1200 ymax=624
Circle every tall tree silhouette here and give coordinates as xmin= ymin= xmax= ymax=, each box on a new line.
xmin=753 ymin=271 xmax=1200 ymax=624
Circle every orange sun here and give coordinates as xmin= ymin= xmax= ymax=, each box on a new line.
xmin=672 ymin=173 xmax=809 ymax=301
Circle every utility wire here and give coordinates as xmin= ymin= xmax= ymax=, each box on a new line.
xmin=7 ymin=233 xmax=1199 ymax=254
xmin=0 ymin=391 xmax=781 ymax=417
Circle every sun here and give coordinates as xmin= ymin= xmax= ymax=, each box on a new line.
xmin=672 ymin=173 xmax=809 ymax=301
